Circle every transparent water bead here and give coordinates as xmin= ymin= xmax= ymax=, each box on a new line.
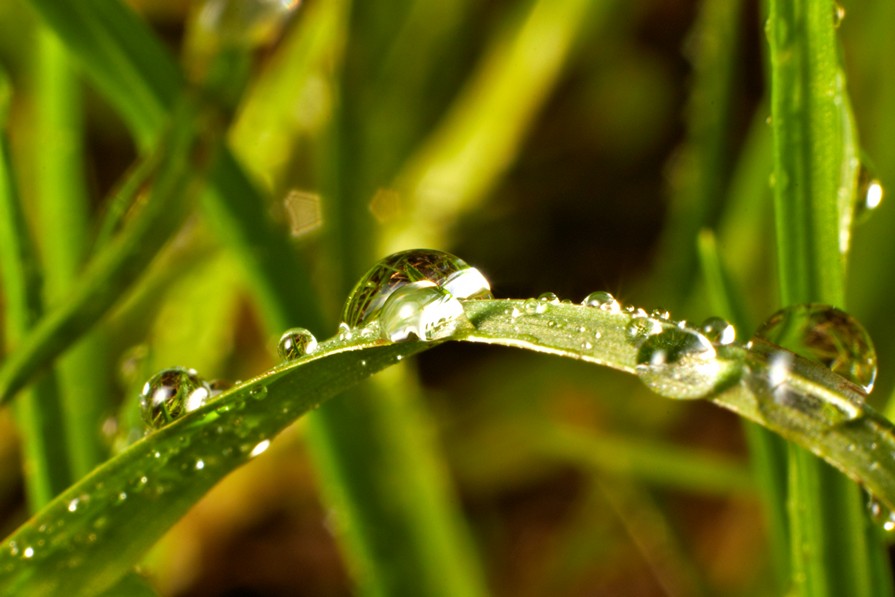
xmin=537 ymin=292 xmax=560 ymax=304
xmin=700 ymin=317 xmax=736 ymax=345
xmin=379 ymin=280 xmax=468 ymax=342
xmin=855 ymin=165 xmax=884 ymax=223
xmin=197 ymin=0 xmax=300 ymax=49
xmin=867 ymin=495 xmax=895 ymax=532
xmin=625 ymin=316 xmax=663 ymax=346
xmin=635 ymin=326 xmax=728 ymax=400
xmin=342 ymin=249 xmax=492 ymax=328
xmin=749 ymin=304 xmax=877 ymax=393
xmin=277 ymin=327 xmax=318 ymax=361
xmin=140 ymin=367 xmax=211 ymax=430
xmin=582 ymin=291 xmax=620 ymax=312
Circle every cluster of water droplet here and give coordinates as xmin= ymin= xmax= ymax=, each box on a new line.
xmin=341 ymin=249 xmax=493 ymax=343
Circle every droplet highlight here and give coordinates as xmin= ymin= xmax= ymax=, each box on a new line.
xmin=855 ymin=165 xmax=884 ymax=223
xmin=140 ymin=367 xmax=212 ymax=430
xmin=277 ymin=327 xmax=318 ymax=360
xmin=378 ymin=280 xmax=469 ymax=342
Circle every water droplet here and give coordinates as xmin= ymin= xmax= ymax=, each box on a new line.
xmin=868 ymin=495 xmax=895 ymax=532
xmin=749 ymin=304 xmax=876 ymax=392
xmin=581 ymin=291 xmax=620 ymax=312
xmin=650 ymin=308 xmax=671 ymax=321
xmin=195 ymin=459 xmax=206 ymax=470
xmin=625 ymin=316 xmax=662 ymax=346
xmin=537 ymin=292 xmax=560 ymax=304
xmin=208 ymin=379 xmax=233 ymax=397
xmin=277 ymin=327 xmax=318 ymax=360
xmin=379 ymin=280 xmax=469 ymax=342
xmin=855 ymin=164 xmax=884 ymax=223
xmin=197 ymin=0 xmax=301 ymax=50
xmin=523 ymin=298 xmax=546 ymax=314
xmin=700 ymin=317 xmax=736 ymax=345
xmin=635 ymin=327 xmax=730 ymax=399
xmin=337 ymin=322 xmax=353 ymax=341
xmin=249 ymin=385 xmax=268 ymax=400
xmin=342 ymin=249 xmax=492 ymax=328
xmin=833 ymin=2 xmax=846 ymax=27
xmin=250 ymin=439 xmax=271 ymax=458
xmin=139 ymin=367 xmax=211 ymax=430
xmin=23 ymin=546 xmax=34 ymax=559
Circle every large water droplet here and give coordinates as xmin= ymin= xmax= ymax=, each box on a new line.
xmin=581 ymin=291 xmax=621 ymax=312
xmin=625 ymin=316 xmax=663 ymax=346
xmin=140 ymin=367 xmax=211 ymax=430
xmin=277 ymin=327 xmax=318 ymax=360
xmin=749 ymin=304 xmax=876 ymax=392
xmin=342 ymin=249 xmax=492 ymax=328
xmin=378 ymin=280 xmax=469 ymax=342
xmin=635 ymin=327 xmax=730 ymax=399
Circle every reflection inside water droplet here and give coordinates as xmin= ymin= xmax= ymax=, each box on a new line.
xmin=868 ymin=494 xmax=895 ymax=532
xmin=625 ymin=316 xmax=663 ymax=346
xmin=856 ymin=164 xmax=884 ymax=223
xmin=140 ymin=367 xmax=211 ymax=430
xmin=342 ymin=249 xmax=492 ymax=330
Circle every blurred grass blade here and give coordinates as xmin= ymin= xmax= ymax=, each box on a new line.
xmin=0 ymin=98 xmax=220 ymax=404
xmin=32 ymin=27 xmax=110 ymax=477
xmin=766 ymin=0 xmax=889 ymax=594
xmin=385 ymin=0 xmax=604 ymax=249
xmin=0 ymin=69 xmax=72 ymax=508
xmin=657 ymin=0 xmax=744 ymax=305
xmin=697 ymin=229 xmax=790 ymax=587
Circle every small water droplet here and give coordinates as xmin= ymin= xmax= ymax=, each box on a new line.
xmin=379 ymin=280 xmax=469 ymax=342
xmin=342 ymin=249 xmax=492 ymax=328
xmin=197 ymin=0 xmax=301 ymax=50
xmin=523 ymin=298 xmax=546 ymax=314
xmin=337 ymin=322 xmax=353 ymax=341
xmin=650 ymin=308 xmax=671 ymax=321
xmin=749 ymin=304 xmax=876 ymax=392
xmin=537 ymin=292 xmax=560 ymax=304
xmin=277 ymin=327 xmax=318 ymax=360
xmin=833 ymin=2 xmax=846 ymax=27
xmin=249 ymin=385 xmax=268 ymax=400
xmin=23 ymin=546 xmax=34 ymax=559
xmin=700 ymin=317 xmax=736 ymax=345
xmin=208 ymin=379 xmax=233 ymax=397
xmin=635 ymin=327 xmax=731 ymax=399
xmin=67 ymin=498 xmax=79 ymax=513
xmin=581 ymin=291 xmax=620 ymax=312
xmin=139 ymin=367 xmax=211 ymax=430
xmin=855 ymin=164 xmax=884 ymax=223
xmin=625 ymin=316 xmax=663 ymax=346
xmin=868 ymin=495 xmax=895 ymax=532
xmin=195 ymin=459 xmax=206 ymax=470
xmin=250 ymin=439 xmax=271 ymax=458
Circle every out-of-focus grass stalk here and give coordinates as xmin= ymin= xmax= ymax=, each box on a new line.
xmin=767 ymin=1 xmax=889 ymax=594
xmin=0 ymin=71 xmax=72 ymax=509
xmin=32 ymin=27 xmax=110 ymax=478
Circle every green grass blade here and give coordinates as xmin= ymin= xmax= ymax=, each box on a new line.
xmin=697 ymin=230 xmax=790 ymax=587
xmin=0 ymin=71 xmax=72 ymax=508
xmin=32 ymin=27 xmax=110 ymax=477
xmin=3 ymin=299 xmax=895 ymax=594
xmin=766 ymin=0 xmax=888 ymax=594
xmin=0 ymin=99 xmax=218 ymax=404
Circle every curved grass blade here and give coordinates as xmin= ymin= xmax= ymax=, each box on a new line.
xmin=3 ymin=300 xmax=895 ymax=594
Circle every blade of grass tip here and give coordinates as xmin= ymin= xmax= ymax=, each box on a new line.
xmin=697 ymin=229 xmax=790 ymax=588
xmin=0 ymin=71 xmax=73 ymax=509
xmin=32 ymin=27 xmax=110 ymax=478
xmin=767 ymin=1 xmax=889 ymax=595
xmin=0 ymin=97 xmax=220 ymax=404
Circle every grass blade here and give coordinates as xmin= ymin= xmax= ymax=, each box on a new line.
xmin=0 ymin=70 xmax=72 ymax=508
xmin=766 ymin=0 xmax=889 ymax=594
xmin=3 ymin=299 xmax=895 ymax=593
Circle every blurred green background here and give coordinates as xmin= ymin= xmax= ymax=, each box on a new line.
xmin=1 ymin=0 xmax=894 ymax=595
